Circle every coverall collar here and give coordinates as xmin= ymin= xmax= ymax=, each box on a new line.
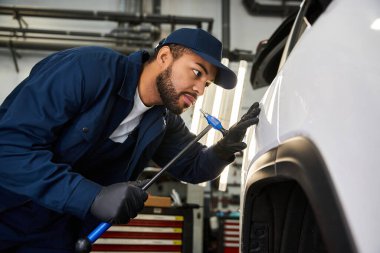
xmin=118 ymin=50 xmax=150 ymax=100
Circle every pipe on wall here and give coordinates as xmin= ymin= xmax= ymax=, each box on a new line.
xmin=221 ymin=0 xmax=230 ymax=58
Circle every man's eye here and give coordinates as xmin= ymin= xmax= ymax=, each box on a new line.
xmin=193 ymin=69 xmax=202 ymax=78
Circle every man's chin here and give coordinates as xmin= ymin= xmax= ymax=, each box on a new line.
xmin=180 ymin=102 xmax=194 ymax=114
xmin=165 ymin=100 xmax=194 ymax=115
xmin=166 ymin=105 xmax=184 ymax=115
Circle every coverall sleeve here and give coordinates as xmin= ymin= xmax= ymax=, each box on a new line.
xmin=153 ymin=113 xmax=233 ymax=184
xmin=0 ymin=51 xmax=104 ymax=219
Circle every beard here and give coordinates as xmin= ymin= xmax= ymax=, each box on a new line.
xmin=156 ymin=64 xmax=183 ymax=115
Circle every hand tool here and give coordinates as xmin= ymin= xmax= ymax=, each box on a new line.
xmin=75 ymin=110 xmax=227 ymax=253
xmin=200 ymin=109 xmax=227 ymax=136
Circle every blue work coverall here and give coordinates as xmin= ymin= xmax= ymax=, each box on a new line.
xmin=0 ymin=47 xmax=230 ymax=252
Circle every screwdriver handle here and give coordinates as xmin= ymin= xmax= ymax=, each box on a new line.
xmin=200 ymin=110 xmax=227 ymax=136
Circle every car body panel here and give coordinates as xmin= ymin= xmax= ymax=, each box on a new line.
xmin=242 ymin=0 xmax=380 ymax=252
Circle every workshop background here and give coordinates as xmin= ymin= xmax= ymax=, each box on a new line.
xmin=0 ymin=1 xmax=289 ymax=252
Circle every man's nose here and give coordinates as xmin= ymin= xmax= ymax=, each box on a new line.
xmin=192 ymin=79 xmax=207 ymax=96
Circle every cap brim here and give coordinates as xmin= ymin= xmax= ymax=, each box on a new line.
xmin=191 ymin=50 xmax=237 ymax=90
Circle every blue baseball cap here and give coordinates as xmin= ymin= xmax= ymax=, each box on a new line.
xmin=157 ymin=28 xmax=237 ymax=89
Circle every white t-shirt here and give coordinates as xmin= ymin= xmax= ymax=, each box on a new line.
xmin=109 ymin=88 xmax=152 ymax=143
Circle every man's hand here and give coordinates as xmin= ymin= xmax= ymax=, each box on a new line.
xmin=213 ymin=102 xmax=260 ymax=160
xmin=90 ymin=180 xmax=149 ymax=224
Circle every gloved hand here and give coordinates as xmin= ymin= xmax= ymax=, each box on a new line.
xmin=90 ymin=180 xmax=149 ymax=224
xmin=213 ymin=102 xmax=260 ymax=160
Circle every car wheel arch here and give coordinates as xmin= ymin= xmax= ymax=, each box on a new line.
xmin=241 ymin=136 xmax=356 ymax=253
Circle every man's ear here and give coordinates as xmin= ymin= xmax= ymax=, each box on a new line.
xmin=156 ymin=46 xmax=173 ymax=68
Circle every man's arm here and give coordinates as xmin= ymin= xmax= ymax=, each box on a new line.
xmin=0 ymin=49 xmax=107 ymax=219
xmin=152 ymin=104 xmax=260 ymax=184
xmin=152 ymin=112 xmax=231 ymax=184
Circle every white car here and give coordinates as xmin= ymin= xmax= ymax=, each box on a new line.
xmin=240 ymin=0 xmax=380 ymax=252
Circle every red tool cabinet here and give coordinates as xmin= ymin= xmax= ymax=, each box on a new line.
xmin=91 ymin=206 xmax=193 ymax=253
xmin=218 ymin=217 xmax=240 ymax=253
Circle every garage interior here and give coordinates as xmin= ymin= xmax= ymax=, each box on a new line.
xmin=0 ymin=1 xmax=304 ymax=252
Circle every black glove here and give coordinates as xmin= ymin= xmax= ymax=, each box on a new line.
xmin=90 ymin=180 xmax=149 ymax=224
xmin=213 ymin=102 xmax=260 ymax=160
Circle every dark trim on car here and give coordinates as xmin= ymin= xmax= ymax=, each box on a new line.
xmin=250 ymin=11 xmax=297 ymax=89
xmin=241 ymin=137 xmax=356 ymax=253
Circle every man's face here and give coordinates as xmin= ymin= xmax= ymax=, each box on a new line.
xmin=156 ymin=52 xmax=217 ymax=115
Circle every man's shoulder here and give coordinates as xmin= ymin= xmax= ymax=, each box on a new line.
xmin=61 ymin=46 xmax=124 ymax=60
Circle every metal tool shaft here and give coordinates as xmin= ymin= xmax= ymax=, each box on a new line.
xmin=142 ymin=124 xmax=212 ymax=190
xmin=76 ymin=124 xmax=213 ymax=252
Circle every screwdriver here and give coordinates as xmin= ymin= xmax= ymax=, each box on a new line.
xmin=75 ymin=109 xmax=227 ymax=253
xmin=200 ymin=109 xmax=227 ymax=136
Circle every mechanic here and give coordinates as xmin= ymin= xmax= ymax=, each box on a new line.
xmin=0 ymin=28 xmax=260 ymax=252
